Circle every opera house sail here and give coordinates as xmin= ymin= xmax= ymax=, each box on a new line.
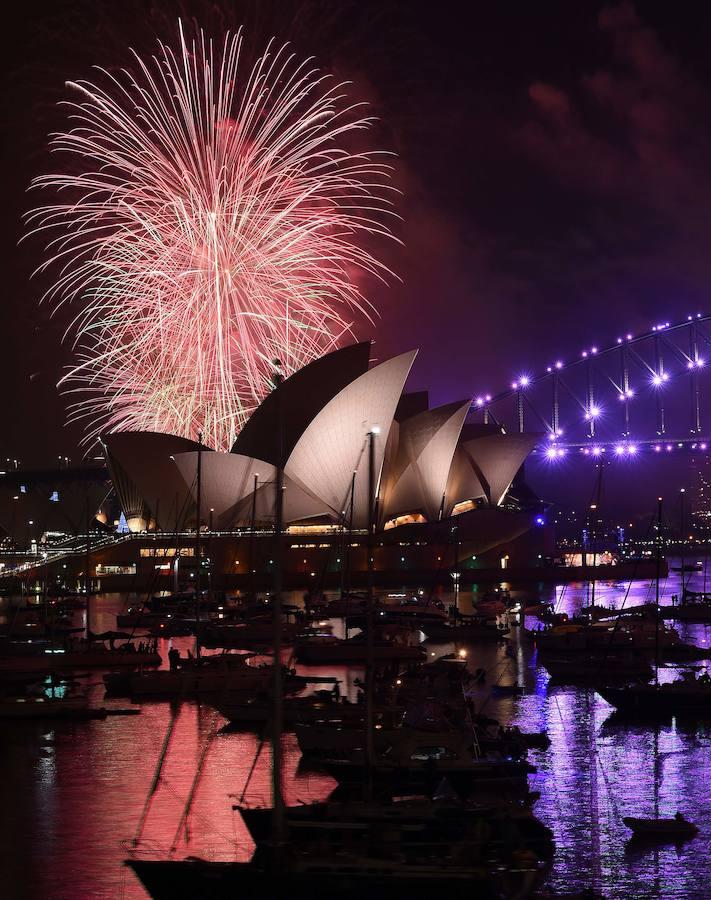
xmin=0 ymin=343 xmax=549 ymax=586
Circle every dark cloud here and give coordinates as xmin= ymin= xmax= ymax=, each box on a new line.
xmin=514 ymin=2 xmax=711 ymax=317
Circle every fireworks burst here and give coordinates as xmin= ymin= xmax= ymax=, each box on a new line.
xmin=28 ymin=23 xmax=397 ymax=450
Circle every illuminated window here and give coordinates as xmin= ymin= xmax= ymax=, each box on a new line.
xmin=286 ymin=523 xmax=343 ymax=535
xmin=383 ymin=513 xmax=426 ymax=530
xmin=95 ymin=563 xmax=136 ymax=575
xmin=139 ymin=547 xmax=195 ymax=557
xmin=451 ymin=499 xmax=478 ymax=516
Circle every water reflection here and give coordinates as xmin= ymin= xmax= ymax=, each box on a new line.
xmin=1 ymin=565 xmax=710 ymax=898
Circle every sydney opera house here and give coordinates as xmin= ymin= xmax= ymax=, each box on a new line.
xmin=0 ymin=344 xmax=550 ymax=589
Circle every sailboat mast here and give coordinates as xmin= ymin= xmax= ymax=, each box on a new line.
xmin=85 ymin=496 xmax=91 ymax=639
xmin=366 ymin=428 xmax=378 ymax=776
xmin=655 ymin=497 xmax=663 ymax=686
xmin=248 ymin=473 xmax=258 ymax=593
xmin=271 ymin=361 xmax=285 ymax=847
xmin=590 ymin=462 xmax=604 ymax=607
xmin=680 ymin=488 xmax=686 ymax=596
xmin=451 ymin=523 xmax=460 ymax=611
xmin=342 ymin=471 xmax=356 ymax=599
xmin=195 ymin=432 xmax=202 ymax=662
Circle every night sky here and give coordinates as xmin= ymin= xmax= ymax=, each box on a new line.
xmin=2 ymin=0 xmax=711 ymax=518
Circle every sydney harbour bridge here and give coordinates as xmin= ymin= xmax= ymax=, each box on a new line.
xmin=472 ymin=313 xmax=711 ymax=460
xmin=1 ymin=312 xmax=711 ymax=579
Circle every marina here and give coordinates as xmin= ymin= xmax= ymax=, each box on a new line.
xmin=2 ymin=561 xmax=711 ymax=898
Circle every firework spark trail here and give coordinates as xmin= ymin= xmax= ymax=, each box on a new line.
xmin=27 ymin=22 xmax=397 ymax=451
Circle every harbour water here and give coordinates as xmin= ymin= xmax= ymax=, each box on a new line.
xmin=2 ymin=560 xmax=710 ymax=899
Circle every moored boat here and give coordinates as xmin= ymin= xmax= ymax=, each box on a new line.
xmin=421 ymin=618 xmax=508 ymax=642
xmin=623 ymin=814 xmax=698 ymax=841
xmin=597 ymin=675 xmax=711 ymax=716
xmin=0 ymin=692 xmax=103 ymax=720
xmin=294 ymin=634 xmax=425 ymax=664
xmin=0 ymin=637 xmax=161 ymax=675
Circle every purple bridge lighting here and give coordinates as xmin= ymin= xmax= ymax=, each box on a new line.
xmin=473 ymin=313 xmax=711 ymax=461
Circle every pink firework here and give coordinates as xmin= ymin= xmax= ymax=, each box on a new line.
xmin=28 ymin=23 xmax=397 ymax=451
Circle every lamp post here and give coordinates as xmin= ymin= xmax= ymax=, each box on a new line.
xmin=366 ymin=425 xmax=379 ymax=783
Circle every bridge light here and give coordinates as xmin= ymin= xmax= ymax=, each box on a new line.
xmin=582 ymin=351 xmax=588 ymax=358
xmin=651 ymin=374 xmax=663 ymax=387
xmin=474 ymin=397 xmax=484 ymax=407
xmin=485 ymin=394 xmax=492 ymax=402
xmin=511 ymin=381 xmax=518 ymax=390
xmin=627 ymin=444 xmax=638 ymax=455
xmin=591 ymin=346 xmax=598 ymax=354
xmin=590 ymin=405 xmax=601 ymax=418
xmin=698 ymin=358 xmax=705 ymax=368
xmin=555 ymin=360 xmax=563 ymax=369
xmin=519 ymin=375 xmax=530 ymax=387
xmin=627 ymin=333 xmax=633 ymax=340
xmin=614 ymin=445 xmax=625 ymax=456
xmin=701 ymin=443 xmax=708 ymax=450
xmin=666 ymin=444 xmax=673 ymax=452
xmin=654 ymin=445 xmax=661 ymax=452
xmin=545 ymin=447 xmax=557 ymax=460
xmin=592 ymin=446 xmax=602 ymax=457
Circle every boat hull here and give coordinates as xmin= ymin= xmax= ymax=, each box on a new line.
xmin=598 ymin=685 xmax=711 ymax=716
xmin=321 ymin=760 xmax=533 ymax=799
xmin=0 ymin=650 xmax=161 ymax=675
xmin=623 ymin=816 xmax=698 ymax=841
xmin=294 ymin=642 xmax=425 ymax=664
xmin=126 ymin=858 xmax=505 ymax=899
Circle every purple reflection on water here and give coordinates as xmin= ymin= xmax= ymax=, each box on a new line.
xmin=1 ymin=567 xmax=710 ymax=898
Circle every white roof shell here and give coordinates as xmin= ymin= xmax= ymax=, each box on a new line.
xmin=173 ymin=451 xmax=329 ymax=528
xmin=381 ymin=400 xmax=470 ymax=523
xmin=445 ymin=432 xmax=540 ymax=512
xmin=103 ymin=432 xmax=202 ymax=531
xmin=285 ymin=351 xmax=418 ymax=529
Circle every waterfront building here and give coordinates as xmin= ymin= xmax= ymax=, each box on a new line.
xmin=0 ymin=344 xmax=551 ymax=588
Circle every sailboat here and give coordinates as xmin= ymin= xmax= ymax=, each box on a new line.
xmin=601 ymin=498 xmax=700 ymax=844
xmin=623 ymin=814 xmax=698 ymax=841
xmin=623 ymin=706 xmax=699 ymax=844
xmin=598 ymin=497 xmax=711 ymax=717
